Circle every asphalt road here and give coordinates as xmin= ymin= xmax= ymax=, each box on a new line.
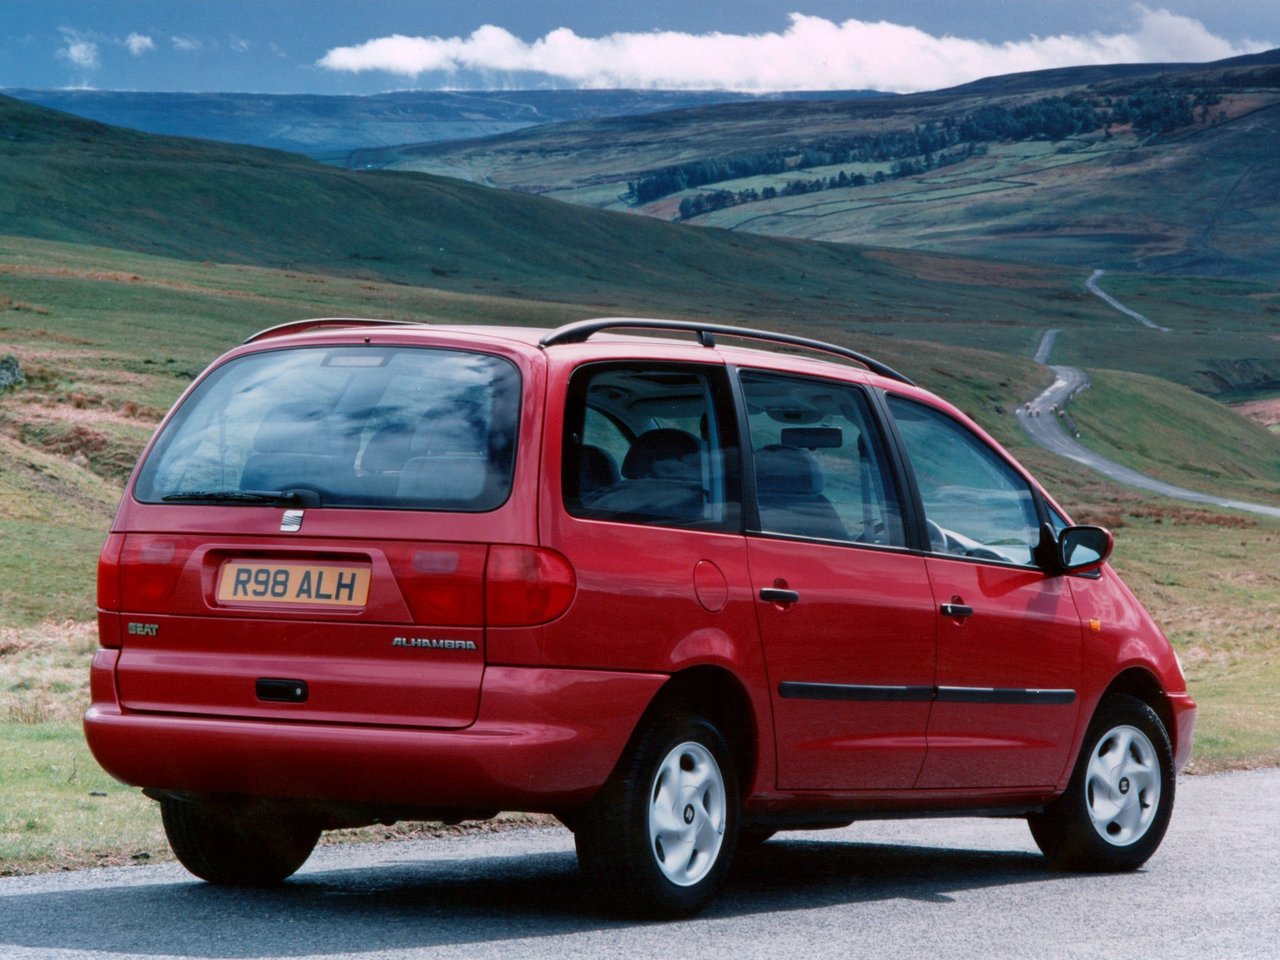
xmin=1019 ymin=330 xmax=1280 ymax=520
xmin=2 ymin=768 xmax=1277 ymax=960
xmin=1084 ymin=270 xmax=1172 ymax=332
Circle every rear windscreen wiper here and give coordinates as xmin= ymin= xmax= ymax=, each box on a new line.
xmin=160 ymin=489 xmax=313 ymax=506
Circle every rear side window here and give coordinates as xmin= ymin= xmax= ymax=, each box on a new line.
xmin=562 ymin=363 xmax=740 ymax=530
xmin=739 ymin=371 xmax=905 ymax=546
xmin=134 ymin=346 xmax=520 ymax=512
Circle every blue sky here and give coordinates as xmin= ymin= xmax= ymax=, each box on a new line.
xmin=2 ymin=1 xmax=1275 ymax=94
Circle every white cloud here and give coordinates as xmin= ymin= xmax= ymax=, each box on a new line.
xmin=64 ymin=40 xmax=99 ymax=68
xmin=57 ymin=30 xmax=99 ymax=70
xmin=316 ymin=6 xmax=1272 ymax=92
xmin=230 ymin=34 xmax=251 ymax=53
xmin=125 ymin=33 xmax=155 ymax=56
xmin=171 ymin=35 xmax=201 ymax=53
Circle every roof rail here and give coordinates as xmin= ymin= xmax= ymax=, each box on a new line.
xmin=243 ymin=318 xmax=422 ymax=344
xmin=539 ymin=317 xmax=914 ymax=385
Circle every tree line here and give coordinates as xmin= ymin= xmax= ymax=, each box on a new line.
xmin=676 ymin=144 xmax=978 ymax=220
xmin=631 ymin=87 xmax=1220 ymax=216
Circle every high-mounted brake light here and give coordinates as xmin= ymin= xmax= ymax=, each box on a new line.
xmin=485 ymin=546 xmax=577 ymax=627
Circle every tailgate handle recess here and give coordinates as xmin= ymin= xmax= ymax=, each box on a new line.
xmin=256 ymin=678 xmax=309 ymax=703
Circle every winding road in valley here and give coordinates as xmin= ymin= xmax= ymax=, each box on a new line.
xmin=1084 ymin=269 xmax=1172 ymax=332
xmin=1019 ymin=276 xmax=1280 ymax=520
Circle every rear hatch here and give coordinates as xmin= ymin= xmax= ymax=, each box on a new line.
xmin=105 ymin=339 xmax=533 ymax=729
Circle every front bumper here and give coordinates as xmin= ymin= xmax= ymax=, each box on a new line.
xmin=1168 ymin=691 xmax=1197 ymax=772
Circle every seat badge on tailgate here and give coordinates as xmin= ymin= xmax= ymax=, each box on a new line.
xmin=280 ymin=509 xmax=304 ymax=532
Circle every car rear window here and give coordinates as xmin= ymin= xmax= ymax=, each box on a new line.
xmin=134 ymin=346 xmax=520 ymax=512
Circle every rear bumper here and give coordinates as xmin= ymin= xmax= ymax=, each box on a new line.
xmin=1168 ymin=691 xmax=1197 ymax=773
xmin=84 ymin=649 xmax=664 ymax=812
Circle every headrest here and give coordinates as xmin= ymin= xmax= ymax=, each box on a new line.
xmin=359 ymin=422 xmax=416 ymax=473
xmin=755 ymin=444 xmax=823 ymax=496
xmin=621 ymin=429 xmax=701 ymax=481
xmin=579 ymin=444 xmax=620 ymax=489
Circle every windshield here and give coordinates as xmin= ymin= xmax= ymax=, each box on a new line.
xmin=134 ymin=345 xmax=520 ymax=512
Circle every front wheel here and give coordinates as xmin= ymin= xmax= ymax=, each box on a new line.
xmin=1028 ymin=694 xmax=1175 ymax=872
xmin=160 ymin=796 xmax=320 ymax=886
xmin=575 ymin=711 xmax=739 ymax=917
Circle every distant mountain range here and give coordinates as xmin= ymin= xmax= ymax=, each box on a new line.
xmin=1 ymin=88 xmax=887 ymax=157
xmin=5 ymin=50 xmax=1279 ymax=284
xmin=345 ymin=50 xmax=1280 ymax=280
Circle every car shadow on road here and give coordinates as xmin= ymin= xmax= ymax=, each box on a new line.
xmin=0 ymin=837 xmax=1071 ymax=956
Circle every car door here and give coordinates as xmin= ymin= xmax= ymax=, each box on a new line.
xmin=739 ymin=370 xmax=937 ymax=791
xmin=884 ymin=394 xmax=1083 ymax=789
xmin=533 ymin=360 xmax=758 ymax=678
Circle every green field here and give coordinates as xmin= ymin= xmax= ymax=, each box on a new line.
xmin=1068 ymin=370 xmax=1280 ymax=503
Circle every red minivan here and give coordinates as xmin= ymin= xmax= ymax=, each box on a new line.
xmin=86 ymin=317 xmax=1195 ymax=916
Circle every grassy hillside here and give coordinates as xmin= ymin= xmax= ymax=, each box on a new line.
xmin=693 ymin=98 xmax=1280 ymax=281
xmin=1068 ymin=369 xmax=1280 ymax=504
xmin=371 ymin=56 xmax=1280 ymax=282
xmin=3 ymin=94 xmax=1278 ymax=402
xmin=1 ymin=93 xmax=1005 ymax=320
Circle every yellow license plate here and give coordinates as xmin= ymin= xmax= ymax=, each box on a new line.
xmin=217 ymin=562 xmax=371 ymax=607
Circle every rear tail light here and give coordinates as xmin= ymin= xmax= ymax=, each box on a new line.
xmin=485 ymin=545 xmax=576 ymax=627
xmin=97 ymin=534 xmax=125 ymax=613
xmin=118 ymin=536 xmax=191 ymax=611
xmin=389 ymin=545 xmax=486 ymax=626
xmin=97 ymin=534 xmax=126 ymax=649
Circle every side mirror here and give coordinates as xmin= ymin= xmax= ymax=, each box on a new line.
xmin=1057 ymin=525 xmax=1114 ymax=574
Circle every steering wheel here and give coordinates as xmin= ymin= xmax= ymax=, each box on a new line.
xmin=964 ymin=546 xmax=1007 ymax=562
xmin=925 ymin=518 xmax=949 ymax=553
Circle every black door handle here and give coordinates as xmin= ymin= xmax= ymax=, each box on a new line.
xmin=760 ymin=587 xmax=800 ymax=604
xmin=940 ymin=603 xmax=974 ymax=619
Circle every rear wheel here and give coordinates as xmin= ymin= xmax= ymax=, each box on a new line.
xmin=575 ymin=710 xmax=739 ymax=917
xmin=1028 ymin=694 xmax=1175 ymax=871
xmin=160 ymin=796 xmax=320 ymax=886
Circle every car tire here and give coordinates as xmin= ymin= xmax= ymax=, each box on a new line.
xmin=575 ymin=710 xmax=739 ymax=918
xmin=1028 ymin=694 xmax=1175 ymax=872
xmin=160 ymin=796 xmax=321 ymax=886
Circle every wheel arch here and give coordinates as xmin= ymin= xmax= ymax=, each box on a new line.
xmin=1101 ymin=667 xmax=1175 ymax=752
xmin=636 ymin=665 xmax=760 ymax=800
